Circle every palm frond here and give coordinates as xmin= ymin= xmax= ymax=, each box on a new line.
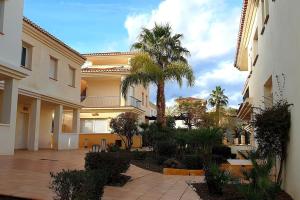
xmin=164 ymin=61 xmax=195 ymax=87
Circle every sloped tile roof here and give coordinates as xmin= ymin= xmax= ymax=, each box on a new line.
xmin=81 ymin=67 xmax=130 ymax=73
xmin=23 ymin=17 xmax=86 ymax=61
xmin=234 ymin=0 xmax=248 ymax=68
xmin=82 ymin=52 xmax=135 ymax=56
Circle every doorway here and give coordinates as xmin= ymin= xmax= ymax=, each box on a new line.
xmin=15 ymin=111 xmax=29 ymax=149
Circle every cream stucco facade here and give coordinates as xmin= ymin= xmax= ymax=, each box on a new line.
xmin=0 ymin=2 xmax=85 ymax=155
xmin=235 ymin=0 xmax=300 ymax=199
xmin=80 ymin=52 xmax=154 ymax=148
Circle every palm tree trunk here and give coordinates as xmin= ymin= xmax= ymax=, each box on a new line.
xmin=216 ymin=104 xmax=220 ymax=127
xmin=157 ymin=80 xmax=166 ymax=126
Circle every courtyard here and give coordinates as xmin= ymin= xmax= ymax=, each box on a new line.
xmin=0 ymin=150 xmax=201 ymax=200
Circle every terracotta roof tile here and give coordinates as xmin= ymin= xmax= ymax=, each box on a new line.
xmin=81 ymin=67 xmax=130 ymax=73
xmin=234 ymin=0 xmax=248 ymax=68
xmin=23 ymin=17 xmax=86 ymax=61
xmin=82 ymin=52 xmax=136 ymax=56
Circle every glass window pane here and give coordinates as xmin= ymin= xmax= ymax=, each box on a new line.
xmin=80 ymin=119 xmax=93 ymax=133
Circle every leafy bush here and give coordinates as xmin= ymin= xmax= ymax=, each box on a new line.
xmin=182 ymin=154 xmax=204 ymax=169
xmin=205 ymin=163 xmax=230 ymax=195
xmin=212 ymin=145 xmax=232 ymax=159
xmin=107 ymin=144 xmax=121 ymax=152
xmin=85 ymin=152 xmax=130 ymax=183
xmin=163 ymin=158 xmax=185 ymax=169
xmin=156 ymin=140 xmax=177 ymax=157
xmin=252 ymin=99 xmax=292 ymax=183
xmin=238 ymin=152 xmax=281 ymax=200
xmin=50 ymin=169 xmax=107 ymax=200
xmin=156 ymin=155 xmax=168 ymax=165
xmin=132 ymin=150 xmax=147 ymax=160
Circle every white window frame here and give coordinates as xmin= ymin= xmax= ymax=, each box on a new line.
xmin=49 ymin=56 xmax=58 ymax=80
xmin=80 ymin=118 xmax=111 ymax=134
xmin=68 ymin=66 xmax=76 ymax=87
xmin=21 ymin=42 xmax=32 ymax=70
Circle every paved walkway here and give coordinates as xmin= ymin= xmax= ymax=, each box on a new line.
xmin=0 ymin=150 xmax=202 ymax=200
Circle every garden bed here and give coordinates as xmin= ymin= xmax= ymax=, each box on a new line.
xmin=131 ymin=158 xmax=163 ymax=173
xmin=191 ymin=183 xmax=293 ymax=200
xmin=0 ymin=195 xmax=31 ymax=200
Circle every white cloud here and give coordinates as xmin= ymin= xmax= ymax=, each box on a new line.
xmin=192 ymin=90 xmax=210 ymax=99
xmin=195 ymin=61 xmax=248 ymax=87
xmin=124 ymin=0 xmax=241 ymax=60
xmin=166 ymin=98 xmax=176 ymax=107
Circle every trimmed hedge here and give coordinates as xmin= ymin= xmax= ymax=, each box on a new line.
xmin=156 ymin=140 xmax=177 ymax=157
xmin=50 ymin=169 xmax=107 ymax=200
xmin=85 ymin=152 xmax=131 ymax=183
xmin=182 ymin=154 xmax=204 ymax=169
xmin=212 ymin=145 xmax=232 ymax=159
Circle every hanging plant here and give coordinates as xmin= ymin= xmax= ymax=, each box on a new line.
xmin=252 ymin=74 xmax=292 ymax=184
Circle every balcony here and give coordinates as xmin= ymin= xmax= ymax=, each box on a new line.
xmin=237 ymin=97 xmax=253 ymax=121
xmin=81 ymin=96 xmax=141 ymax=109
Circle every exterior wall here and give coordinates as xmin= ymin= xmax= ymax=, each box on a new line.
xmin=0 ymin=0 xmax=25 ymax=72
xmin=21 ymin=23 xmax=82 ymax=105
xmin=85 ymin=77 xmax=121 ymax=99
xmin=86 ymin=54 xmax=133 ymax=66
xmin=39 ymin=103 xmax=54 ymax=149
xmin=79 ymin=134 xmax=142 ymax=149
xmin=237 ymin=1 xmax=300 ymax=199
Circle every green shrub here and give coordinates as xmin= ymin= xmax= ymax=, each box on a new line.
xmin=156 ymin=140 xmax=177 ymax=157
xmin=212 ymin=145 xmax=232 ymax=159
xmin=238 ymin=152 xmax=281 ymax=200
xmin=132 ymin=150 xmax=147 ymax=160
xmin=182 ymin=154 xmax=204 ymax=169
xmin=85 ymin=152 xmax=130 ymax=183
xmin=156 ymin=155 xmax=168 ymax=165
xmin=163 ymin=158 xmax=185 ymax=169
xmin=205 ymin=163 xmax=230 ymax=195
xmin=50 ymin=169 xmax=107 ymax=200
xmin=107 ymin=144 xmax=121 ymax=152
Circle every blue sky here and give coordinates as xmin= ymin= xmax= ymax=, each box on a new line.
xmin=24 ymin=0 xmax=247 ymax=108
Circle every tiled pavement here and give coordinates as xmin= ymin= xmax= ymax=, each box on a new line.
xmin=0 ymin=150 xmax=202 ymax=200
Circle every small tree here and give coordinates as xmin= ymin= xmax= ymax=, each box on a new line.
xmin=110 ymin=112 xmax=139 ymax=150
xmin=176 ymin=99 xmax=206 ymax=130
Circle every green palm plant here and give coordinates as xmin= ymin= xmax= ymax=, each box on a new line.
xmin=121 ymin=23 xmax=195 ymax=126
xmin=208 ymin=86 xmax=229 ymax=126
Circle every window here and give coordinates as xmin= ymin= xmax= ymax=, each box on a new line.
xmin=264 ymin=76 xmax=273 ymax=108
xmin=252 ymin=29 xmax=259 ymax=66
xmin=142 ymin=92 xmax=144 ymax=106
xmin=0 ymin=0 xmax=4 ymax=33
xmin=80 ymin=119 xmax=110 ymax=134
xmin=21 ymin=42 xmax=32 ymax=69
xmin=68 ymin=66 xmax=76 ymax=87
xmin=49 ymin=56 xmax=58 ymax=80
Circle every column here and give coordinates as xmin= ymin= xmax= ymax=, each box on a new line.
xmin=53 ymin=105 xmax=63 ymax=150
xmin=72 ymin=108 xmax=80 ymax=134
xmin=120 ymin=76 xmax=126 ymax=106
xmin=27 ymin=98 xmax=41 ymax=151
xmin=0 ymin=78 xmax=19 ymax=155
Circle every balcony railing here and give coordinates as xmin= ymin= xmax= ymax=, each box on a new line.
xmin=81 ymin=96 xmax=141 ymax=109
xmin=127 ymin=96 xmax=142 ymax=109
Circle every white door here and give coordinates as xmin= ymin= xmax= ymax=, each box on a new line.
xmin=15 ymin=112 xmax=29 ymax=149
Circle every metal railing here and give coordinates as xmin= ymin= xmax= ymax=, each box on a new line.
xmin=127 ymin=96 xmax=142 ymax=109
xmin=81 ymin=95 xmax=142 ymax=109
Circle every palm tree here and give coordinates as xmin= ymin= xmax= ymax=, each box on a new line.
xmin=208 ymin=86 xmax=228 ymax=126
xmin=121 ymin=23 xmax=194 ymax=126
